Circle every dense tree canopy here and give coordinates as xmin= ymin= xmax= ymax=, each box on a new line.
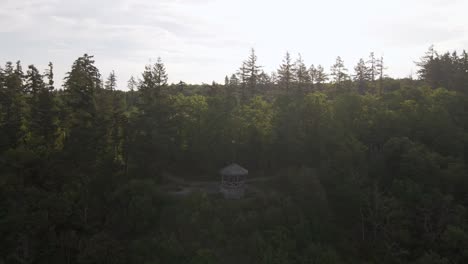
xmin=1 ymin=46 xmax=468 ymax=264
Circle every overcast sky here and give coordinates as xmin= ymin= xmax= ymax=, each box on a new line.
xmin=1 ymin=0 xmax=467 ymax=89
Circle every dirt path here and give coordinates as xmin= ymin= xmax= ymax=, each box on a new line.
xmin=160 ymin=172 xmax=277 ymax=197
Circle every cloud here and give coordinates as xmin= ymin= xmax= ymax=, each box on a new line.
xmin=0 ymin=0 xmax=467 ymax=87
xmin=0 ymin=0 xmax=243 ymax=85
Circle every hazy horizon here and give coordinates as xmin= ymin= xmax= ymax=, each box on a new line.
xmin=1 ymin=0 xmax=467 ymax=89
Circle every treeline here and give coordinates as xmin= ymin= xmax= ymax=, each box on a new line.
xmin=417 ymin=45 xmax=468 ymax=93
xmin=1 ymin=47 xmax=468 ymax=263
xmin=222 ymin=49 xmax=387 ymax=99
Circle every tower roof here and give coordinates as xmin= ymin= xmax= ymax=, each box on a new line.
xmin=220 ymin=163 xmax=248 ymax=176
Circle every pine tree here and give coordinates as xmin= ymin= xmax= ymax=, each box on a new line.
xmin=44 ymin=62 xmax=54 ymax=91
xmin=138 ymin=64 xmax=157 ymax=106
xmin=416 ymin=45 xmax=440 ymax=88
xmin=105 ymin=71 xmax=117 ymax=91
xmin=209 ymin=81 xmax=221 ymax=96
xmin=367 ymin=52 xmax=377 ymax=83
xmin=294 ymin=54 xmax=311 ymax=90
xmin=376 ymin=56 xmax=386 ymax=95
xmin=25 ymin=65 xmax=45 ymax=95
xmin=457 ymin=51 xmax=468 ymax=93
xmin=102 ymin=71 xmax=120 ymax=114
xmin=63 ymin=54 xmax=102 ymax=169
xmin=14 ymin=61 xmax=25 ymax=93
xmin=278 ymin=52 xmax=294 ymax=92
xmin=330 ymin=56 xmax=348 ymax=89
xmin=0 ymin=65 xmax=4 ymax=127
xmin=28 ymin=64 xmax=59 ymax=150
xmin=64 ymin=54 xmax=101 ymax=112
xmin=0 ymin=61 xmax=27 ymax=150
xmin=154 ymin=57 xmax=168 ymax=87
xmin=226 ymin=74 xmax=239 ymax=99
xmin=101 ymin=71 xmax=125 ymax=165
xmin=237 ymin=63 xmax=248 ymax=85
xmin=0 ymin=65 xmax=4 ymax=92
xmin=309 ymin=64 xmax=317 ymax=88
xmin=126 ymin=76 xmax=138 ymax=108
xmin=177 ymin=80 xmax=186 ymax=93
xmin=270 ymin=71 xmax=278 ymax=84
xmin=137 ymin=58 xmax=172 ymax=110
xmin=243 ymin=48 xmax=262 ymax=95
xmin=314 ymin=64 xmax=328 ymax=91
xmin=237 ymin=62 xmax=248 ymax=101
xmin=63 ymin=54 xmax=113 ymax=231
xmin=127 ymin=76 xmax=137 ymax=92
xmin=354 ymin=58 xmax=370 ymax=94
xmin=130 ymin=60 xmax=176 ymax=179
xmin=229 ymin=74 xmax=239 ymax=86
xmin=138 ymin=57 xmax=168 ymax=102
xmin=258 ymin=71 xmax=271 ymax=86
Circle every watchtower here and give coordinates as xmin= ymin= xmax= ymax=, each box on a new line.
xmin=219 ymin=163 xmax=248 ymax=199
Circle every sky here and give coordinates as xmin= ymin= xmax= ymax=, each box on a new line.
xmin=1 ymin=0 xmax=467 ymax=89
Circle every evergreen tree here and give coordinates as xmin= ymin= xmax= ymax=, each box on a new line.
xmin=14 ymin=61 xmax=25 ymax=93
xmin=0 ymin=65 xmax=4 ymax=95
xmin=314 ymin=64 xmax=328 ymax=90
xmin=105 ymin=70 xmax=117 ymax=91
xmin=367 ymin=52 xmax=377 ymax=83
xmin=127 ymin=76 xmax=137 ymax=92
xmin=64 ymin=54 xmax=101 ymax=112
xmin=457 ymin=51 xmax=468 ymax=93
xmin=44 ymin=62 xmax=54 ymax=91
xmin=416 ymin=45 xmax=440 ymax=88
xmin=258 ymin=70 xmax=271 ymax=86
xmin=229 ymin=74 xmax=239 ymax=86
xmin=224 ymin=74 xmax=239 ymax=101
xmin=330 ymin=56 xmax=348 ymax=89
xmin=154 ymin=57 xmax=168 ymax=87
xmin=28 ymin=64 xmax=59 ymax=150
xmin=25 ymin=65 xmax=44 ymax=95
xmin=131 ymin=60 xmax=176 ymax=178
xmin=278 ymin=52 xmax=294 ymax=92
xmin=270 ymin=71 xmax=278 ymax=84
xmin=237 ymin=62 xmax=248 ymax=102
xmin=138 ymin=64 xmax=158 ymax=106
xmin=353 ymin=58 xmax=370 ymax=94
xmin=126 ymin=75 xmax=138 ymax=108
xmin=243 ymin=48 xmax=262 ymax=95
xmin=294 ymin=54 xmax=311 ymax=91
xmin=376 ymin=56 xmax=386 ymax=95
xmin=62 ymin=54 xmax=102 ymax=163
xmin=0 ymin=61 xmax=27 ymax=150
xmin=309 ymin=64 xmax=317 ymax=90
xmin=137 ymin=57 xmax=169 ymax=103
xmin=177 ymin=80 xmax=186 ymax=93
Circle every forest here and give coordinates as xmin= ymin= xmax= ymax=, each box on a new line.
xmin=1 ymin=46 xmax=468 ymax=264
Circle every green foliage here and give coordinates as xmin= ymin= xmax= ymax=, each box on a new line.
xmin=2 ymin=49 xmax=468 ymax=264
